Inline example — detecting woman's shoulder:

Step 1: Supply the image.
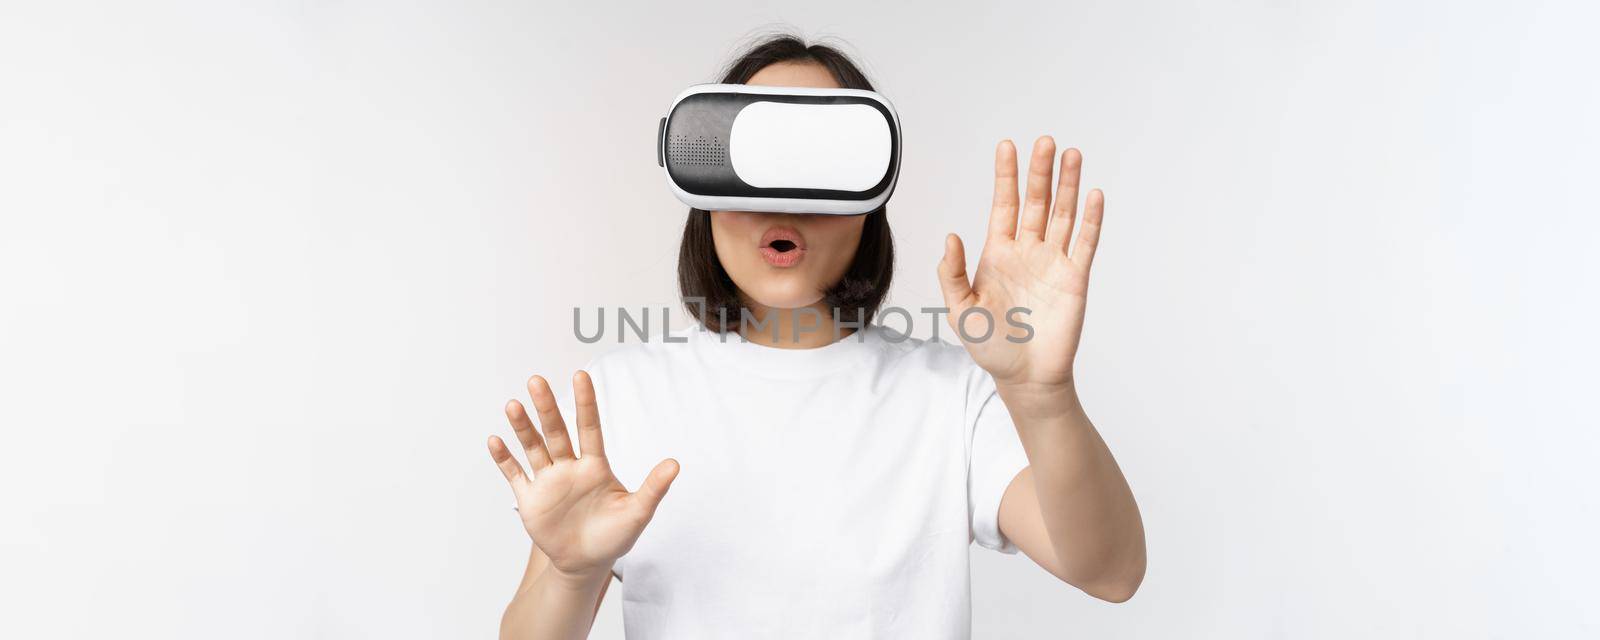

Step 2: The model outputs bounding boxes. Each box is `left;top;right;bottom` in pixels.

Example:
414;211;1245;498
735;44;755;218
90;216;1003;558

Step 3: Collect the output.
865;324;986;375
865;325;999;412
581;327;702;374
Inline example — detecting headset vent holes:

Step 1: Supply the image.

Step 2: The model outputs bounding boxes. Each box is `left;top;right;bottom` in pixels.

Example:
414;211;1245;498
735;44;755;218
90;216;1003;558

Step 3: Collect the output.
668;134;726;167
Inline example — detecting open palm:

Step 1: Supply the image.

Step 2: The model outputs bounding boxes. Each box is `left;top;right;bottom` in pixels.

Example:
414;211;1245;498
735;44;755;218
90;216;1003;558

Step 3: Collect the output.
487;372;679;577
938;138;1104;388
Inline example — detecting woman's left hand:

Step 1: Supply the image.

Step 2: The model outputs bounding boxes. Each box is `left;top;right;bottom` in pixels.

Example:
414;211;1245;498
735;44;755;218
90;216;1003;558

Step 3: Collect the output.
937;137;1104;391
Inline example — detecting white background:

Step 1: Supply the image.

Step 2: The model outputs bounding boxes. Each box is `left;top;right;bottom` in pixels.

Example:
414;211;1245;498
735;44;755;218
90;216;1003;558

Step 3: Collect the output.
3;1;1597;637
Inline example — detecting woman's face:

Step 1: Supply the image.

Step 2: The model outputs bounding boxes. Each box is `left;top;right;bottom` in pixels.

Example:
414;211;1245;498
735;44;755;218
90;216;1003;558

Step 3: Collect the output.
710;62;868;311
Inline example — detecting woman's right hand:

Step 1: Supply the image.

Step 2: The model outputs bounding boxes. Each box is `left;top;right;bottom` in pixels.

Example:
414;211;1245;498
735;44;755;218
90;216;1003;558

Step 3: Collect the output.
487;371;680;582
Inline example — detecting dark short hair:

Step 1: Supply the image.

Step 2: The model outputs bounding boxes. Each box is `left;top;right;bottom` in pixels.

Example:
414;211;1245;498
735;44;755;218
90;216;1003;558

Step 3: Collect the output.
676;34;895;333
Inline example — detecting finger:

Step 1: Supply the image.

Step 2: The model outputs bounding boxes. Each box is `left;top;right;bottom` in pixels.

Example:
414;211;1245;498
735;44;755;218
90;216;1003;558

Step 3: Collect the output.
630;458;681;517
985;140;1020;241
528;375;575;461
487;436;531;492
505;399;553;472
572;370;605;459
936;233;976;320
1044;148;1083;250
1071;188;1105;269
1016;136;1057;242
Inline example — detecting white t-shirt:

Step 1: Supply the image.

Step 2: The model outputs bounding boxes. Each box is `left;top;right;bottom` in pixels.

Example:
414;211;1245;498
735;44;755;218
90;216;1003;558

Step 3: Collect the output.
570;323;1031;639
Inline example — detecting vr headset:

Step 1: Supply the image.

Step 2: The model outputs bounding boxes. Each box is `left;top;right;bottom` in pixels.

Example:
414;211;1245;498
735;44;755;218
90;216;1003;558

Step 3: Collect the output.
657;84;901;215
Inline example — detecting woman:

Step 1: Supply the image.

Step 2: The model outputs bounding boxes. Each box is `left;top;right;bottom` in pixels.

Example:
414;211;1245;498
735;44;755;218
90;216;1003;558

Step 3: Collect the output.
486;35;1146;639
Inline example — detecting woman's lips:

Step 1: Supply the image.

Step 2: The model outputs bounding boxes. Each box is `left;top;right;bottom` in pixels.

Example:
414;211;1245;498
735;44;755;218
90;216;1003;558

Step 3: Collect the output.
759;225;806;268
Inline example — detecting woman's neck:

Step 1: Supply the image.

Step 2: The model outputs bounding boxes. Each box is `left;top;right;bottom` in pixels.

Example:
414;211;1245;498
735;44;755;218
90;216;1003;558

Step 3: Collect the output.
737;301;856;349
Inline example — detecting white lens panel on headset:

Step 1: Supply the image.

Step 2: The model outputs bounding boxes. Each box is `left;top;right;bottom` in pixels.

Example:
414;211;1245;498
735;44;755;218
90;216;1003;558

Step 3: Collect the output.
728;101;891;192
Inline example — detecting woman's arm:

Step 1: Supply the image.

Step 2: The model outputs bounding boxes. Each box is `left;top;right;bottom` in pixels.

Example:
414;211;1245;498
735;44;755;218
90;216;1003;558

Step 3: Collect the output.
938;138;1146;601
499;545;613;640
993;384;1145;602
487;372;678;638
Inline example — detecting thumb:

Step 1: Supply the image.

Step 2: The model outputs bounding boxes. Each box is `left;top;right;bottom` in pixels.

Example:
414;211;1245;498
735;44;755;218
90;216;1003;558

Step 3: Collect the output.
937;233;976;315
630;458;680;517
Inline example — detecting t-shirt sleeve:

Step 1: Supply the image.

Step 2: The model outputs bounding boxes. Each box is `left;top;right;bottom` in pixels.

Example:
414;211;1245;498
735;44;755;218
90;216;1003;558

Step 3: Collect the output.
966;368;1032;554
